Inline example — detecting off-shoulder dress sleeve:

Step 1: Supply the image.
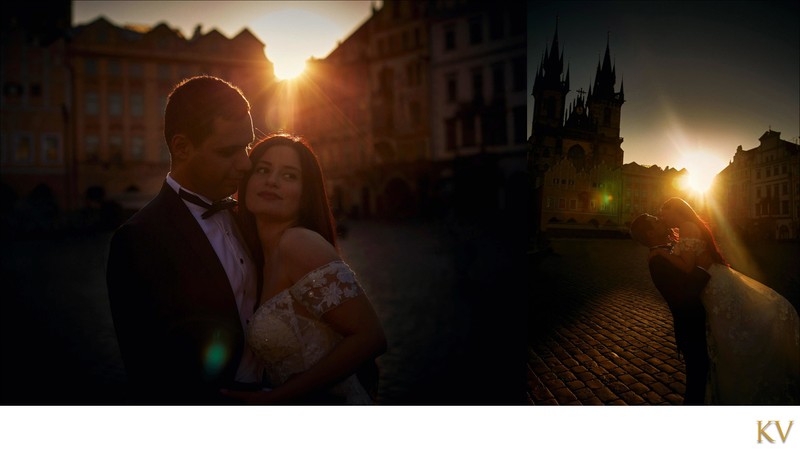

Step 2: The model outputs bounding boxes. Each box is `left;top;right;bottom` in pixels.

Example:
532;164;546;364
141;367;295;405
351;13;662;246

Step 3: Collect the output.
288;260;365;319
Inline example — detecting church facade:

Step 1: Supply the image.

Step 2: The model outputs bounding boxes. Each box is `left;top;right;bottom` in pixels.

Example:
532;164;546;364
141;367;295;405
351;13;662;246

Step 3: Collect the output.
529;27;627;235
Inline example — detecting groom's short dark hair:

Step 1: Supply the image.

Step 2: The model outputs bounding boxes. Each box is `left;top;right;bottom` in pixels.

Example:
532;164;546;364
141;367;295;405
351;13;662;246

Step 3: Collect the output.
164;75;250;151
630;213;656;246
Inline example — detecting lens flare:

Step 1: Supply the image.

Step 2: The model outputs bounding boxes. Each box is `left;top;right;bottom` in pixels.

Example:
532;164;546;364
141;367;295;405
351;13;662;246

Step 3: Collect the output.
204;339;228;377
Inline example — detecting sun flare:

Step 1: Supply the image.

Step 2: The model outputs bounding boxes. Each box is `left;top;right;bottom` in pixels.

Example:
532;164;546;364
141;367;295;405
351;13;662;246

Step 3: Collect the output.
273;60;307;81
675;150;728;194
685;169;715;193
251;8;341;81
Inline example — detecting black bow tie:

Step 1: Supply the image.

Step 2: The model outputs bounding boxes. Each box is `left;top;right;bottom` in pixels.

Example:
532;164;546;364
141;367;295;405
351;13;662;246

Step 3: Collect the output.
179;189;238;219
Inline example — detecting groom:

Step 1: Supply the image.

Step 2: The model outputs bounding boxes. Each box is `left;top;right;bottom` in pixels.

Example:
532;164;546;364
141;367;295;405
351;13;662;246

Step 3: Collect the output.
630;213;710;405
107;76;260;404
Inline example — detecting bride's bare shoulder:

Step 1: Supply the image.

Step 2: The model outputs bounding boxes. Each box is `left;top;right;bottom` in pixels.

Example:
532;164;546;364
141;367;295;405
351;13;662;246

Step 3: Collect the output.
277;227;340;280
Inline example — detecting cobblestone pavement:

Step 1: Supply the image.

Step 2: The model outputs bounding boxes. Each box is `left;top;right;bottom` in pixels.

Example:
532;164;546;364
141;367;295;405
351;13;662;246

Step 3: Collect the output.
526;237;800;405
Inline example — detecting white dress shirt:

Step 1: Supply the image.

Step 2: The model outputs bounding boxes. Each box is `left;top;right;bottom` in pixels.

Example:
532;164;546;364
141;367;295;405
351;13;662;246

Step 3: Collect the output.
166;174;261;383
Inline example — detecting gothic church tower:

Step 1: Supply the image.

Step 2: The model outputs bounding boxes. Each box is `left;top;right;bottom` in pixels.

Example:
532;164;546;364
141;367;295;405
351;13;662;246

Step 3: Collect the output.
529;24;626;234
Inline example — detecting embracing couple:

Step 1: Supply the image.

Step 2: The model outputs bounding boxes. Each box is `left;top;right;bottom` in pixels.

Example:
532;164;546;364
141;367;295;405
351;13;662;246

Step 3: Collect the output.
106;76;386;405
631;198;800;405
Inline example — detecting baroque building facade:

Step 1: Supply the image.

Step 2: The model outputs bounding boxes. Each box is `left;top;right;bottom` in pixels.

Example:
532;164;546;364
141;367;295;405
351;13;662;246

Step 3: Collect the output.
713;130;800;240
1;2;73;213
2;7;275;222
69;17;275;213
292;0;527;219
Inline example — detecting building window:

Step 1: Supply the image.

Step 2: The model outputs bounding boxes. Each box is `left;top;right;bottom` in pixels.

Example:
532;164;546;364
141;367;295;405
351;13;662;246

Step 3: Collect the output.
158;64;171;81
85;92;99;115
469;16;483;45
446;74;457;103
40;134;62;164
558;198;566;209
445;118;457;151
756;169;761;179
108;60;121;77
484;107;507;146
569;199;577;210
512;56;525;91
546;197;553;208
461;115;476;147
130;93;144;117
471;68;483;103
109;135;123;163
781;164;787;174
12;133;34;164
756;187;761;198
29;84;42;98
409;101;421;126
85;135;100;162
782;200;789;215
109;93;123;117
766;168;771;178
130;62;144;79
444;24;456;51
131;136;145;161
492;62;505;99
783;182;788;195
85;59;98;76
3;82;24;97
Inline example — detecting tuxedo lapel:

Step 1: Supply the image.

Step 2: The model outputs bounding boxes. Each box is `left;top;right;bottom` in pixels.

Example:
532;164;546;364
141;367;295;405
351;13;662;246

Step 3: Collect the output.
154;183;237;309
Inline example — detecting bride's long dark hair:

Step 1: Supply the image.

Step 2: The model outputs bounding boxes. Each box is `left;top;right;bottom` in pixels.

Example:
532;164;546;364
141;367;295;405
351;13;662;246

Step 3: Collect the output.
661;197;728;266
236;132;338;276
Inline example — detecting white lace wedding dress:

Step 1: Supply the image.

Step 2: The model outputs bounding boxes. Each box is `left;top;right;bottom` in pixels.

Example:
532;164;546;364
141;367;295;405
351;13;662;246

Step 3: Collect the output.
246;260;373;404
676;238;800;405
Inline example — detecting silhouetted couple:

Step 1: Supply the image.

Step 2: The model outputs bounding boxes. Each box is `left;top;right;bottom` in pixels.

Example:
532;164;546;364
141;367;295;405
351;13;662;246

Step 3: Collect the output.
632;198;799;405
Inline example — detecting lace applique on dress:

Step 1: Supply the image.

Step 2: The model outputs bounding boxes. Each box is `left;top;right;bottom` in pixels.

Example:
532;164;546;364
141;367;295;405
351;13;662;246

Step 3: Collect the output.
289;260;365;318
673;237;706;256
246;260;372;404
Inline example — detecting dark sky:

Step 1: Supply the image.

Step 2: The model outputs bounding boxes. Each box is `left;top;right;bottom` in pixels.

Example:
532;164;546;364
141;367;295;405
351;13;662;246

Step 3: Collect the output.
528;0;800;179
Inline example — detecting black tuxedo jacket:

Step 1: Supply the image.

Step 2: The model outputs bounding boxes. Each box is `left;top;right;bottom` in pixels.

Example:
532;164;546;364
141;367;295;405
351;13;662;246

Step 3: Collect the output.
107;182;244;404
648;255;710;404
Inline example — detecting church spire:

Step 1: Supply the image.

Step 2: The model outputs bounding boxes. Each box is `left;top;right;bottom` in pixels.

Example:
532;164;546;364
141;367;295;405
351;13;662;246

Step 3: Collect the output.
591;34;620;101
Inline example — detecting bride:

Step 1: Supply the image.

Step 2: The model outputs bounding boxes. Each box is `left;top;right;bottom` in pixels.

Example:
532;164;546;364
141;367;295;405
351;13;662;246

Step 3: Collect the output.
652;197;800;405
224;133;386;404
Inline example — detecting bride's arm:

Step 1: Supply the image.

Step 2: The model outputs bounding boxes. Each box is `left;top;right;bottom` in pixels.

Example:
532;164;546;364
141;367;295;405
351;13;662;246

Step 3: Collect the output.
225;228;386;404
266;294;386;404
649;221;701;273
